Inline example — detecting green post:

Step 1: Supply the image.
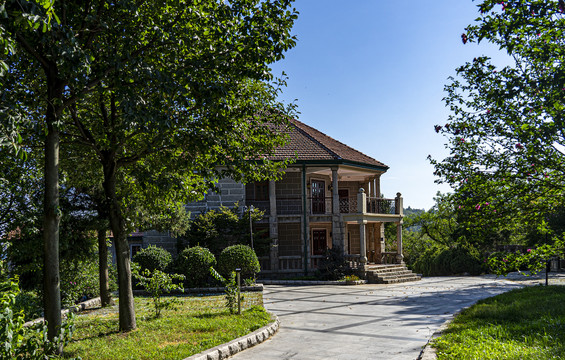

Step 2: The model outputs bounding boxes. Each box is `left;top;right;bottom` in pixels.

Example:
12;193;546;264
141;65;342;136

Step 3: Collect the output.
236;268;241;315
302;164;308;276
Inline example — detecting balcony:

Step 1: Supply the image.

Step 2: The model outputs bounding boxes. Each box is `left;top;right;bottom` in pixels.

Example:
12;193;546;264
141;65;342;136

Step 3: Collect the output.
246;195;399;216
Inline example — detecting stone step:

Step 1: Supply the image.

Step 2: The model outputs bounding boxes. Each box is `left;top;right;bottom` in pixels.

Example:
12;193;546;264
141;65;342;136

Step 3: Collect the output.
368;268;409;275
376;273;420;280
366;264;408;269
379;276;421;284
365;265;421;284
367;272;416;279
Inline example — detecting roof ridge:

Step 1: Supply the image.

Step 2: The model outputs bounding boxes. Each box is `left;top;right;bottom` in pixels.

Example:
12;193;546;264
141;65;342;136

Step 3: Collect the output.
289;119;342;160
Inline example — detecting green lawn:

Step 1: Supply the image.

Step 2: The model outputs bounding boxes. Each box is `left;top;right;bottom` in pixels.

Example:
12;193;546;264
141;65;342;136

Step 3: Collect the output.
433;286;565;359
63;293;270;360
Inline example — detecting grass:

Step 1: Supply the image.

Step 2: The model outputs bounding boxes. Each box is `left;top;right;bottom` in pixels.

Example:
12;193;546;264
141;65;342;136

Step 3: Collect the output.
63;293;271;360
433;285;565;360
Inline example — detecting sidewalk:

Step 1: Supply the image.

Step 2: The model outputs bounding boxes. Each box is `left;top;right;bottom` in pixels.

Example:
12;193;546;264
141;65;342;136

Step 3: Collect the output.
228;276;524;360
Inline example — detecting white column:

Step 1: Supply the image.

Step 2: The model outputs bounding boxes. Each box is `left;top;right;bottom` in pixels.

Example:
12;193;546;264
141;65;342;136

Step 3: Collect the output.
359;220;367;266
396;221;404;264
357;188;366;213
331;168;339;215
331;167;343;251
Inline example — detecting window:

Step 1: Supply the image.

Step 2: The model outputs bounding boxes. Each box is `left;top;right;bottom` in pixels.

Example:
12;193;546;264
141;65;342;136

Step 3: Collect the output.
130;244;142;259
311;180;325;214
254;181;269;200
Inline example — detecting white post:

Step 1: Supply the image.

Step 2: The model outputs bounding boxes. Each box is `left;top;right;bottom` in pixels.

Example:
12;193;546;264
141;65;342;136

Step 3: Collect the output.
395;192;404;264
357;188;366;214
359;220;367;266
396;221;404;264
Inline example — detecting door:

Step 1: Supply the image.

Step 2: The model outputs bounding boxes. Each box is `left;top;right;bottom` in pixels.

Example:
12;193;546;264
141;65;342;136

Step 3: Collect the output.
338;189;349;213
312;229;327;255
311;180;325;214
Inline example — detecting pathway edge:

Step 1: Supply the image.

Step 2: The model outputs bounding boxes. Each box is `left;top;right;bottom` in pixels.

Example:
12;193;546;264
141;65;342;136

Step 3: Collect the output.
183;313;280;360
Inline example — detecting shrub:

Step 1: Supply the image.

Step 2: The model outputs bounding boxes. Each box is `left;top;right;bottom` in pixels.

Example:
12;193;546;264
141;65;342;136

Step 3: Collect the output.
217;245;260;279
316;247;350;280
60;257;101;307
412;246;484;276
1;276;76;359
209;268;240;314
133;245;172;273
14;290;42;322
179;205;267;257
176;246;216;288
132;265;184;318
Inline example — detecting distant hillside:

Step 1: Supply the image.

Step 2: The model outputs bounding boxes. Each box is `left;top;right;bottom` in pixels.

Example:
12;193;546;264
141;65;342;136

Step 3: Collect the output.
404;206;424;217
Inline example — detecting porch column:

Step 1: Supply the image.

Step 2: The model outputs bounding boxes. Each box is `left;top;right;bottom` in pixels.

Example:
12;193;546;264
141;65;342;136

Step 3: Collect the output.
269;180;279;272
331;167;343;251
395;192;404;264
396;221;404;264
359;220;368;267
331;167;339;215
375;175;381;198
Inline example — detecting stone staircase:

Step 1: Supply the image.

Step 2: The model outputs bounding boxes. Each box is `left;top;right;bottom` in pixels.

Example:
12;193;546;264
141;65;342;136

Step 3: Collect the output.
365;264;421;284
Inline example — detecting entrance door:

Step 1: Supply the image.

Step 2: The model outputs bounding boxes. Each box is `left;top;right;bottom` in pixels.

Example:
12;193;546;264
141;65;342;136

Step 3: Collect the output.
312;229;327;255
311;180;325;214
338;189;349;213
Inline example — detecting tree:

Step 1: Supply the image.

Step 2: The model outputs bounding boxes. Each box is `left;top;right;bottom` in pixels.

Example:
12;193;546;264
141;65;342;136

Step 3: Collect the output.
431;0;565;243
180;205;266;257
3;0;297;334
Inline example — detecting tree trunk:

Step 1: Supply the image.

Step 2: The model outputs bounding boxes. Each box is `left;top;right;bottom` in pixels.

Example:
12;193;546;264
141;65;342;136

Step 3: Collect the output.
102;158;136;331
43;73;63;347
98;228;112;307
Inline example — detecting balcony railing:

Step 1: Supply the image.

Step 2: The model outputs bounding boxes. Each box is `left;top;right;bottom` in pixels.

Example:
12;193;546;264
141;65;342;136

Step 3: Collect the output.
366;197;397;215
308;197;333;215
338;197;358;214
246;196;399;216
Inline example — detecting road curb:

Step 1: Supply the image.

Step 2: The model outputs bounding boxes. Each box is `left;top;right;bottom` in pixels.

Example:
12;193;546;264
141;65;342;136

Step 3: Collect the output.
417;320;449;360
24;296;103;327
258;279;367;285
183;313;280;360
418;278;525;359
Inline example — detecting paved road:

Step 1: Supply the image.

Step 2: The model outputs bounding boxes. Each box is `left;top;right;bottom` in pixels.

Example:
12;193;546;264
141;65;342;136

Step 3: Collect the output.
230;276;523;360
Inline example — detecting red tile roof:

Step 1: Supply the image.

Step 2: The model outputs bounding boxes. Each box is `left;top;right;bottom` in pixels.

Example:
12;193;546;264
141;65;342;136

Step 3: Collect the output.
268;119;388;169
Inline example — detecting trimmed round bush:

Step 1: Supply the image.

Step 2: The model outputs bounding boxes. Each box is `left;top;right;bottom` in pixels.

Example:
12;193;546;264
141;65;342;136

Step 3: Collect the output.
132;245;172;273
217;244;260;278
177;246;216;288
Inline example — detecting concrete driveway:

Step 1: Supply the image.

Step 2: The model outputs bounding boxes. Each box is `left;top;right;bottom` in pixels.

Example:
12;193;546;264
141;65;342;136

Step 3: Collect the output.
229;276;523;360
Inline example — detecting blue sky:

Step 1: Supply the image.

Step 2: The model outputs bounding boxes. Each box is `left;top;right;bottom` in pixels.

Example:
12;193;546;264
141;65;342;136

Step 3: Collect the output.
271;0;509;210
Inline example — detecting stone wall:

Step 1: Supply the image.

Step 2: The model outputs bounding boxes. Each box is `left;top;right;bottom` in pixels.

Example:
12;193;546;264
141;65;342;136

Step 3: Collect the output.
185;178;245;217
278;222;302;256
337;181;360;197
276;172;301;197
142;230;178;257
347;224;361;255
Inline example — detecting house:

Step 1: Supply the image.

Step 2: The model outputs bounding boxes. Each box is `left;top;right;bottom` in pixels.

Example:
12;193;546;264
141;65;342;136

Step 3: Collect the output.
182;119;418;281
